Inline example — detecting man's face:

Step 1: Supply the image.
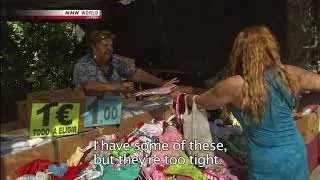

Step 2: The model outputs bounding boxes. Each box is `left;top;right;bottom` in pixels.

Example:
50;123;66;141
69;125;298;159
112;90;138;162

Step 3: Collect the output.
93;38;113;62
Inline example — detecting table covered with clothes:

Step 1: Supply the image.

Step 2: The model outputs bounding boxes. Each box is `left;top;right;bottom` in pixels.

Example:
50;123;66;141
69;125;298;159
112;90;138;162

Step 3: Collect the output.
13;118;247;180
2;95;249;180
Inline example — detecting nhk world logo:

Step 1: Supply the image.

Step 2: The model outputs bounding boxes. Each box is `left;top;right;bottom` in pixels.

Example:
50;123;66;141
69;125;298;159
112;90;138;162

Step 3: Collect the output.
64;10;101;16
16;10;102;20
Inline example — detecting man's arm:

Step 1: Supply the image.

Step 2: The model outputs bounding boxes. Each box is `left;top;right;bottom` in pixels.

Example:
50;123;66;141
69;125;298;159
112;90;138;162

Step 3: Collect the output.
184;76;243;110
115;57;178;87
285;65;320;93
82;80;126;96
130;69;165;86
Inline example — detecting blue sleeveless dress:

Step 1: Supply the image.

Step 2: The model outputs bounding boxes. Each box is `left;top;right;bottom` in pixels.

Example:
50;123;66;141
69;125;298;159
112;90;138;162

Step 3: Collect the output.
230;70;309;180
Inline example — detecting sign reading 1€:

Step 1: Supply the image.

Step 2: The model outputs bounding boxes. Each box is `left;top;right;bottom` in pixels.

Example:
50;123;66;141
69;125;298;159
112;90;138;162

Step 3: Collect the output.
84;96;122;127
30;103;80;138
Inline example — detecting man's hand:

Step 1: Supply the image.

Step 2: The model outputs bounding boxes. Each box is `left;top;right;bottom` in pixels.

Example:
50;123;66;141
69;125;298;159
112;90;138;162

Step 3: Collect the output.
163;78;179;87
120;82;134;93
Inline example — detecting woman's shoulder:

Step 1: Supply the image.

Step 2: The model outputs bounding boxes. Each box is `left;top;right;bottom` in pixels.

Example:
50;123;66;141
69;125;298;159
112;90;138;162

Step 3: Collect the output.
222;75;245;88
219;75;244;108
216;75;244;101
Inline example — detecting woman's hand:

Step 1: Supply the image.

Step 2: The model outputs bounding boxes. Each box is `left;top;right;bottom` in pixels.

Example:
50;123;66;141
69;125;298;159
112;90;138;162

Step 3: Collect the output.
170;89;181;103
293;109;302;120
163;78;179;87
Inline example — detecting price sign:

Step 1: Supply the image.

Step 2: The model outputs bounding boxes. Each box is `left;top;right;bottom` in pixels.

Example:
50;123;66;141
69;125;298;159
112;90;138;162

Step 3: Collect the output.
84;96;122;127
29;103;80;138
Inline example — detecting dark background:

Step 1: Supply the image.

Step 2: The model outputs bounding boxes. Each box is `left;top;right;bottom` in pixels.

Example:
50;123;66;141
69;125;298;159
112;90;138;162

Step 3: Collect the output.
100;0;286;86
2;0;286;86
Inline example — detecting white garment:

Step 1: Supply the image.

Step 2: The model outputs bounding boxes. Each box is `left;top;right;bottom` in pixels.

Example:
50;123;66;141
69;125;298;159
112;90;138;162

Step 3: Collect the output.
1;138;44;155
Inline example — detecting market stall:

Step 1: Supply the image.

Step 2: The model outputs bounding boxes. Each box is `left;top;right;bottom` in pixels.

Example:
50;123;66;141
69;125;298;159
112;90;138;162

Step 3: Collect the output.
1;86;319;180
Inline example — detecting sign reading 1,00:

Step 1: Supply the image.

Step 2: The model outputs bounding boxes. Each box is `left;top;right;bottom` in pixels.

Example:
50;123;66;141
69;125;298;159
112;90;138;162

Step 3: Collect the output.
90;102;118;123
103;106;118;120
84;96;122;127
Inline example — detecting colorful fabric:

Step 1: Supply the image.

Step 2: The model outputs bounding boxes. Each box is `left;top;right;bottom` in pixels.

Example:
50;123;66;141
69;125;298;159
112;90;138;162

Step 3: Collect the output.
16;159;58;177
73;53;137;87
221;138;247;165
203;169;238;180
175;93;187;133
230;69;309;180
142;149;180;180
158;126;182;149
67;147;85;166
76;163;104;180
202;158;238;180
111;145;136;158
137;121;164;137
102;163;141;180
16;172;50;180
164;152;207;180
302;105;318;115
143;165;166;180
48;163;68;177
216;153;248;180
50;161;89;180
176;176;193;180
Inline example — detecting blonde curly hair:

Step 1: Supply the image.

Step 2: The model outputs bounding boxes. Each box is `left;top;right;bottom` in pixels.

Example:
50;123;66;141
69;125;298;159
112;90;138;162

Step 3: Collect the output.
227;25;297;123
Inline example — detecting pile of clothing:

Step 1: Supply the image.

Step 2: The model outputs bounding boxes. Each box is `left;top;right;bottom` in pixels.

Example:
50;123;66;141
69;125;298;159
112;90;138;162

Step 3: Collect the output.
15;115;245;180
210;119;247;165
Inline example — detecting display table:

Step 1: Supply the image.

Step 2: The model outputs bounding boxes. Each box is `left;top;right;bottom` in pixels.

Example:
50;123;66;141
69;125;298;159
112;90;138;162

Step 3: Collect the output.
1;96;173;179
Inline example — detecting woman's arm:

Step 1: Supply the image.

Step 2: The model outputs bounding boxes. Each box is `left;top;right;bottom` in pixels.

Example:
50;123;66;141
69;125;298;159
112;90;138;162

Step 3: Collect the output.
178;76;243;110
285;65;320;93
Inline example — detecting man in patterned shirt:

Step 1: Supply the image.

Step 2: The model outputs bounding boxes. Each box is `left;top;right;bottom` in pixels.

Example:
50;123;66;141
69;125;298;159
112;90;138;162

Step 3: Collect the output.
73;30;178;95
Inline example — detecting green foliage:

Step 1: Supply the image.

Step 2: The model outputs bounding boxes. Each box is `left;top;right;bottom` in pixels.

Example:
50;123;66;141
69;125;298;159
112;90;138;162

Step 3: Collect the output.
1;21;81;104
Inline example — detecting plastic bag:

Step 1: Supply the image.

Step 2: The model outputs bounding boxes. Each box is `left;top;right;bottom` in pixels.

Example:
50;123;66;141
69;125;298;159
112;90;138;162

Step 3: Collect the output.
182;96;215;167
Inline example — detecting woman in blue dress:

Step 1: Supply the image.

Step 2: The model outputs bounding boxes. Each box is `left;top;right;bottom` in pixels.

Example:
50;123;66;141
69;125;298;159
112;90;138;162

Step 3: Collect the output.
172;25;320;180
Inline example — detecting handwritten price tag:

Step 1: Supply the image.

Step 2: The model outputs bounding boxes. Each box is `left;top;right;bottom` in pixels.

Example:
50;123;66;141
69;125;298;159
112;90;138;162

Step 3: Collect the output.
29;103;80;138
84;96;122;127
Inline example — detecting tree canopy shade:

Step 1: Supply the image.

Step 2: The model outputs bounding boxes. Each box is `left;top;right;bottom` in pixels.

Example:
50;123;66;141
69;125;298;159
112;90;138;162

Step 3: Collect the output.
1;21;83;122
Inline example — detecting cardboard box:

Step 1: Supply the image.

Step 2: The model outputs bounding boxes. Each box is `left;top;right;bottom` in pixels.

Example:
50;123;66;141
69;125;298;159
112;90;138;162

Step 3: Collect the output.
118;106;167;137
25;88;137;132
296;112;319;144
55;126;117;162
0;126;118;179
318;134;320;162
306;133;319;173
17;100;28;129
317;107;320;132
0;129;55;180
26;88;92;133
